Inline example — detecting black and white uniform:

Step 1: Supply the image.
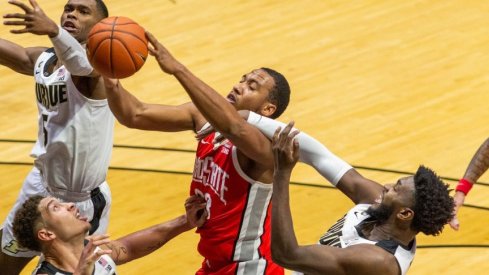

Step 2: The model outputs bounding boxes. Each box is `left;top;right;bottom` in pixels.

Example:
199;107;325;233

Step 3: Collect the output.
1;48;114;257
33;247;117;275
294;204;415;275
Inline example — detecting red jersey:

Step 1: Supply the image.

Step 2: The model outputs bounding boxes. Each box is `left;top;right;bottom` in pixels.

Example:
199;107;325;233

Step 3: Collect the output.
191;132;283;275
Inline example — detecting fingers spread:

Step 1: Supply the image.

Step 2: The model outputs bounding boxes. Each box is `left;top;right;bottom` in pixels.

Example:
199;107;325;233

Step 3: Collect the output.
8;0;32;13
10;28;29;34
29;0;40;9
4;20;28;26
3;13;28;19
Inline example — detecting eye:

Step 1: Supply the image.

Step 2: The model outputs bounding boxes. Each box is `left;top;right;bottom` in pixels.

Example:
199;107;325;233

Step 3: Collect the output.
249;81;258;90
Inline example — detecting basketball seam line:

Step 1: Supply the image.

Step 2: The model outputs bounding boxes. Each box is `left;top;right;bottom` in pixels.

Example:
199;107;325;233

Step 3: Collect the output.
88;30;147;48
112;38;138;73
110;17;117;77
98;22;139;26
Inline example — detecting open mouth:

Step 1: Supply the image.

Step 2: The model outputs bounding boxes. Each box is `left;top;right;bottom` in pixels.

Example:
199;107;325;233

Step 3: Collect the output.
75;210;88;222
62;21;77;33
226;93;236;104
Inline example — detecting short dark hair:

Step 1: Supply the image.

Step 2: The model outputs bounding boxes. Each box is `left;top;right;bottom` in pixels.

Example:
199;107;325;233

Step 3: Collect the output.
95;0;109;18
411;166;454;236
261;67;290;119
12;196;45;252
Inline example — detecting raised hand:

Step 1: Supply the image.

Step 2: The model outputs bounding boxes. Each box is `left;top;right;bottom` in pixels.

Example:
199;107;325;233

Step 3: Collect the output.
449;191;465;230
272;121;300;172
74;234;112;275
146;31;183;75
185;195;208;228
3;0;58;37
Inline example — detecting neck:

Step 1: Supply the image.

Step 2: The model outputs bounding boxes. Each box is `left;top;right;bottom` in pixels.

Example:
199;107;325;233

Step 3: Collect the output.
43;235;86;272
368;221;416;247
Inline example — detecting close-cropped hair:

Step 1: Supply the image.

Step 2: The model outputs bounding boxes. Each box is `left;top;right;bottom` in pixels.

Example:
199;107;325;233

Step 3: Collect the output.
260;67;290;119
411;165;454;236
95;0;109;18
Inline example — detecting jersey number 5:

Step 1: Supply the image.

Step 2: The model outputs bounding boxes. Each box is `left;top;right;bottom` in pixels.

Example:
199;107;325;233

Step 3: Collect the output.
42;114;48;146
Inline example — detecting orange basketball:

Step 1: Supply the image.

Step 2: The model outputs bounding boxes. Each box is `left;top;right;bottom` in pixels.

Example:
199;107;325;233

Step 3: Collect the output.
87;16;148;79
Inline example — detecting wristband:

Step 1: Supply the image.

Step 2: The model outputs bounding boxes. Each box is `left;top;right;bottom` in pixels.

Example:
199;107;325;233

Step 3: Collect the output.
456;178;473;195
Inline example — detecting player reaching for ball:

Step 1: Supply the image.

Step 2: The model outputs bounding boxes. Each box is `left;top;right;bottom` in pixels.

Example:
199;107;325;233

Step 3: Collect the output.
0;0;114;273
103;32;292;273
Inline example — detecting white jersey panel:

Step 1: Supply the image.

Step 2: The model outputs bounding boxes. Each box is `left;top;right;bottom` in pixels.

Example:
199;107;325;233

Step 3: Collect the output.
31;49;114;201
319;204;416;275
293;204;416;275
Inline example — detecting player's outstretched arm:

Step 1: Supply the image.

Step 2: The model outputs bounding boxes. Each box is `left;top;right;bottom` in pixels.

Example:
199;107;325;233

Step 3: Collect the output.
270;124;398;275
103;195;207;265
4;0;94;76
244;111;383;204
103;77;204;132
0;38;44;75
1;0;65;75
450;137;489;230
278;243;399;275
146;31;275;168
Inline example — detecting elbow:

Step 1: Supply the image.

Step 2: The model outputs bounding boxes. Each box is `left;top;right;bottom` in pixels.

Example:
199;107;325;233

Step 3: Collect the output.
118;116;138;129
110;111;136;128
226;118;248;139
111;105;147;130
484;138;489;147
271;248;287;266
271;244;299;269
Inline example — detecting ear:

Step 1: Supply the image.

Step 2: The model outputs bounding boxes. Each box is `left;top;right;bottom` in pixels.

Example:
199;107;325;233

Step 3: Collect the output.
397;208;414;221
260;102;277;118
38;228;56;242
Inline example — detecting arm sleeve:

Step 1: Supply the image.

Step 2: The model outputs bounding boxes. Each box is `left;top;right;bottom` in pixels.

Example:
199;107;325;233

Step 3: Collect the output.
49;26;93;76
247;111;352;185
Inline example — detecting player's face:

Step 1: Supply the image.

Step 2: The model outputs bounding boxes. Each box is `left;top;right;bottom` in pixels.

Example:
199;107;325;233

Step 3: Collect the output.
368;176;415;222
39;197;90;241
60;0;102;43
226;69;277;116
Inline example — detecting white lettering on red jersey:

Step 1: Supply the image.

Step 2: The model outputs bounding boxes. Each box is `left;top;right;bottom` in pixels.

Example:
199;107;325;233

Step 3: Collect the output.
191;132;282;275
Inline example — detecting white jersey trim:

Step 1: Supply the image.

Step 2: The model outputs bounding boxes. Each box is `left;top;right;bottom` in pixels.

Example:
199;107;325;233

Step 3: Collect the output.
230;146;272;275
231;146;271;187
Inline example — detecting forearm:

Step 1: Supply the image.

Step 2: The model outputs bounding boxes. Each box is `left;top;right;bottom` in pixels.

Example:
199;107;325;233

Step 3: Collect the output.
248;112;352;185
49;26;93;76
173;65;243;135
115;215;192;264
463;138;489;183
104;80;148;128
271;168;300;265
